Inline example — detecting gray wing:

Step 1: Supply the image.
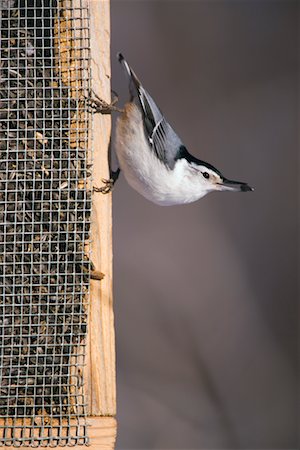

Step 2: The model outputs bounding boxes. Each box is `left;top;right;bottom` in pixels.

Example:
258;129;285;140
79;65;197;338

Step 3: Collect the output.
150;116;184;169
137;86;184;170
117;54;183;170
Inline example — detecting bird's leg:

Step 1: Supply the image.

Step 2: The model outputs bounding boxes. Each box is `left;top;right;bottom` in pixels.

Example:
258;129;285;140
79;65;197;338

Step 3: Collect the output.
87;89;124;114
89;91;121;193
93;168;121;194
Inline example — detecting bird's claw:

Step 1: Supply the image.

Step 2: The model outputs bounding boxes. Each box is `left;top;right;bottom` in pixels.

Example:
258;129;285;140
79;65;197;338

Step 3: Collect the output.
87;90;123;114
93;178;115;194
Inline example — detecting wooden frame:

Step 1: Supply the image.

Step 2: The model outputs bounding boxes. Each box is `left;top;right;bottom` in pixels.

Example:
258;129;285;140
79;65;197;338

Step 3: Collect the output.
83;0;117;447
0;0;116;448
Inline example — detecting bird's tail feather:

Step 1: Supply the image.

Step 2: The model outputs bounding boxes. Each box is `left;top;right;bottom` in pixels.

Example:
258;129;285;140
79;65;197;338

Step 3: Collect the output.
117;52;141;101
117;52;163;128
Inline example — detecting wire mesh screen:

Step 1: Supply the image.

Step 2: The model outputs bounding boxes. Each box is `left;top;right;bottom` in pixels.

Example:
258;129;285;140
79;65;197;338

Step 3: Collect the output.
0;0;91;446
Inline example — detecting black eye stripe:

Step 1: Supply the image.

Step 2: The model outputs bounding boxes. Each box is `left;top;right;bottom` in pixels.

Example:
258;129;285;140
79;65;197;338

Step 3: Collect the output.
202;172;210;179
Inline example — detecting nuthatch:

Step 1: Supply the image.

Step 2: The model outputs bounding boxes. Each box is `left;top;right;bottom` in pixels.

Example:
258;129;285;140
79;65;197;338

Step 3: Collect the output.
98;53;253;205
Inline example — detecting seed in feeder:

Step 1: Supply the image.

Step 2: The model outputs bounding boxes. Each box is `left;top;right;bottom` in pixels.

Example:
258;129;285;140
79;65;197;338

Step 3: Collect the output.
59;181;69;190
41;165;50;176
35;131;48;145
77;179;85;189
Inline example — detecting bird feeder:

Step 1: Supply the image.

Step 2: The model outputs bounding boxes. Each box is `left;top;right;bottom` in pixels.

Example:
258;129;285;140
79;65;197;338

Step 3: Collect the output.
0;0;116;448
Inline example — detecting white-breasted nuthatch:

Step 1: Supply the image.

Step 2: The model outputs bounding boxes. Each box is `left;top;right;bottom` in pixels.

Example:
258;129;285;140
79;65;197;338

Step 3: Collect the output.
113;53;252;206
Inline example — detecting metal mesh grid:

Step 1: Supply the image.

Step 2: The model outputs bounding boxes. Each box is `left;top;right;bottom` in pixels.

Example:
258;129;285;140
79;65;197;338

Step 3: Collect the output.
0;0;91;446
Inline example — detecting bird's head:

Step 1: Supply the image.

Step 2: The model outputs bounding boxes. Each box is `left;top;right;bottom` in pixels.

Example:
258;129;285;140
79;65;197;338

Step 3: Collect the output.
188;161;253;194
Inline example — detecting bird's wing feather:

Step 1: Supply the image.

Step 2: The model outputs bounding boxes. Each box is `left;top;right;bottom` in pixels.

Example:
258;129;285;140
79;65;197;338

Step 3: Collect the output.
150;117;183;169
118;53;183;169
135;84;184;170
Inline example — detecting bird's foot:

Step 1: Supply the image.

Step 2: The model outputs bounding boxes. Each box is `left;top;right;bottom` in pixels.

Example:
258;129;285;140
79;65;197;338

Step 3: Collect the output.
93;169;120;194
87;90;123;114
93;178;115;194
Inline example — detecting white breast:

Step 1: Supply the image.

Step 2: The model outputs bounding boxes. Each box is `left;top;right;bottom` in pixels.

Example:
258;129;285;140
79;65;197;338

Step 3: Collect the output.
114;103;207;206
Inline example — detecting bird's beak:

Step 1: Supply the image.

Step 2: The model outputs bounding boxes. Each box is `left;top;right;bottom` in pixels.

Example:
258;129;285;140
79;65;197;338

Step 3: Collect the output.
219;177;253;192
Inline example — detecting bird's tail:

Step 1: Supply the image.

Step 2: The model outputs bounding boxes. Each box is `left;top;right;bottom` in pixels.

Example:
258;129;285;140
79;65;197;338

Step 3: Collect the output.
117;52;163;129
117;52;141;101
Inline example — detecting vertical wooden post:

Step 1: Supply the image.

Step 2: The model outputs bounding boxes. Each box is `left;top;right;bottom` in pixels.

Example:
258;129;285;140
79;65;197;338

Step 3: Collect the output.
86;0;116;418
85;0;117;448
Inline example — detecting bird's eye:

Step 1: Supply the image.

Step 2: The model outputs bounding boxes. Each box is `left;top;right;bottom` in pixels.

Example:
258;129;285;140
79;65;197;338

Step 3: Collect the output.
202;172;210;179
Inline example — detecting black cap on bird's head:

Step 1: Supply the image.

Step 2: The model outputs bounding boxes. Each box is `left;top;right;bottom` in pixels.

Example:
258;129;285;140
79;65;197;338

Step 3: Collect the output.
178;146;253;193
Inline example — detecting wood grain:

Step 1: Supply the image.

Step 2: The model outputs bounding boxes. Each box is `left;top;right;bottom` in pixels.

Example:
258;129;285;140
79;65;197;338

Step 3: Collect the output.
0;417;117;449
85;0;116;418
85;417;117;449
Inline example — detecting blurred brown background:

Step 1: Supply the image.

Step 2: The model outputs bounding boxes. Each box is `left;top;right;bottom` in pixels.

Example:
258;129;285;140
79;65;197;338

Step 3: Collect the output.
109;1;298;449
